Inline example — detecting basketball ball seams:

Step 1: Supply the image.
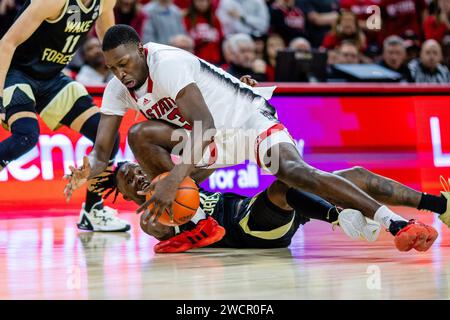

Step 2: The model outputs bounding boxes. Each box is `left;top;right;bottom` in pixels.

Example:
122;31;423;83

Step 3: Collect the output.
177;187;199;191
174;199;198;212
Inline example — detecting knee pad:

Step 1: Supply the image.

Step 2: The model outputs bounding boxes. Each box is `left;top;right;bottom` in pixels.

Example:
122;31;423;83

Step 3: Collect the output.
12;117;39;149
1;118;40;161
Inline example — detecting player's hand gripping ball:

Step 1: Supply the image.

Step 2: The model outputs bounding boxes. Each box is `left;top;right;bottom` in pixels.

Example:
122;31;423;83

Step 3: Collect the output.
146;172;200;226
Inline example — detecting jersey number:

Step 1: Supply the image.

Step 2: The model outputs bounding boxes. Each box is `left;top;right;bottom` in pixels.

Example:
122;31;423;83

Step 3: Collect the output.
62;35;81;54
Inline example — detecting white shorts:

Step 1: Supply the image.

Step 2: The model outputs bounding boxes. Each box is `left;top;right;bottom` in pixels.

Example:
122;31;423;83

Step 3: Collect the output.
195;111;297;171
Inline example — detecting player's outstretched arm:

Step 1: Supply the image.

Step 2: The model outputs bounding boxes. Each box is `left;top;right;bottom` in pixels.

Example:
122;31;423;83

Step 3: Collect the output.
64;113;123;201
136;84;216;223
95;0;116;43
0;0;65;97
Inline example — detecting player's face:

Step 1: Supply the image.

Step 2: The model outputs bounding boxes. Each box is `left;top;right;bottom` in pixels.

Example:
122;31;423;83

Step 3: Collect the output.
104;43;149;90
116;163;151;204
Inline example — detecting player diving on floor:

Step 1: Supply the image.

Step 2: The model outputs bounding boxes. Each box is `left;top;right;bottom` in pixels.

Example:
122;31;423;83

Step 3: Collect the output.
64;24;444;252
87;118;450;252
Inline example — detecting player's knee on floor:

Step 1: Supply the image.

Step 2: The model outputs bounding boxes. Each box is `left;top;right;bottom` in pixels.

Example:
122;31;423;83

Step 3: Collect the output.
6;118;39;158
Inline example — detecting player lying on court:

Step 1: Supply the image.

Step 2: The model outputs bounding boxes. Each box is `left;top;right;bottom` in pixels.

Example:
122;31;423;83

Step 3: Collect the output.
91;154;447;253
65;25;440;252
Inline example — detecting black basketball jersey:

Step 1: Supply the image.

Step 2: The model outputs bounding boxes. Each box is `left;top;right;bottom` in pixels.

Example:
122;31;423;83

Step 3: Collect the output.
11;0;102;80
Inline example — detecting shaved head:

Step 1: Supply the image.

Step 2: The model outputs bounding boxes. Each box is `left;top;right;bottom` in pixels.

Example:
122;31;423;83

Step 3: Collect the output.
420;39;443;71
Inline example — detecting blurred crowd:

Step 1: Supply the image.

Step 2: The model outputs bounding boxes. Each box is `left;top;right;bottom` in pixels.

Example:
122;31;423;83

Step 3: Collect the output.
2;0;450;83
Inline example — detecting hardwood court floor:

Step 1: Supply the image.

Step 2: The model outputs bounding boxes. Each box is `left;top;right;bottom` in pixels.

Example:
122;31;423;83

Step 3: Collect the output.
1;210;450;300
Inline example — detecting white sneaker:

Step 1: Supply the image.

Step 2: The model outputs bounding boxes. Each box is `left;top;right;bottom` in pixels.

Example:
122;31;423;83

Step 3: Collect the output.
77;201;131;232
338;209;381;242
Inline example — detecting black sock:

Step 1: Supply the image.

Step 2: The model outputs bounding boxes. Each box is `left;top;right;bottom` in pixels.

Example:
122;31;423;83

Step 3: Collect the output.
388;220;408;236
85;190;103;212
286;188;339;223
417;193;447;214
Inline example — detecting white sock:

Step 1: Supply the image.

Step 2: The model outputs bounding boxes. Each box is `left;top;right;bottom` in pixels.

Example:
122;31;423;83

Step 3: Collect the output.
190;207;207;224
374;205;408;229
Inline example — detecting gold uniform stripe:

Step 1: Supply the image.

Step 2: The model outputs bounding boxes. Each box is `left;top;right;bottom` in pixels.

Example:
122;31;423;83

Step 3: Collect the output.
238;194;294;240
3;84;35;107
77;0;97;13
69;106;99;132
39;81;89;130
8;111;38;128
239;212;295;240
45;0;70;24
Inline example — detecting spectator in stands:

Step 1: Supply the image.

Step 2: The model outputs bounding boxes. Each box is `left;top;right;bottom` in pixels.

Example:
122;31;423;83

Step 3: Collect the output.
403;30;422;63
340;0;382;27
442;35;450;68
221;36;233;69
0;0;25;38
114;0;147;37
379;35;412;81
289;36;312;52
142;0;186;44
174;0;221;14
169;34;196;52
225;33;267;80
380;0;428;42
424;0;450;43
76;37;113;86
184;0;224;65
335;41;361;63
321;10;367;52
258;33;286;81
339;0;383;56
270;0;306;44
408;39;450;83
254;35;268;60
297;0;340;48
217;0;270;37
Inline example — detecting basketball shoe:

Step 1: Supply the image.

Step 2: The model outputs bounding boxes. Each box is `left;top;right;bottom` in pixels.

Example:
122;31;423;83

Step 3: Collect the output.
77;201;131;232
154;216;226;253
337;209;381;242
390;219;438;252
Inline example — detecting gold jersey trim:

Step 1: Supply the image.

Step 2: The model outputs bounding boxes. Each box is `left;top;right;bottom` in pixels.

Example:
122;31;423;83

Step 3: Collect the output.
45;0;70;24
76;0;97;14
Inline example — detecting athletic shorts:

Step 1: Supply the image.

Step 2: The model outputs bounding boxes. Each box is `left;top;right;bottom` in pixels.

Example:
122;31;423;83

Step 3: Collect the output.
3;68;98;131
193;108;297;172
209;191;309;249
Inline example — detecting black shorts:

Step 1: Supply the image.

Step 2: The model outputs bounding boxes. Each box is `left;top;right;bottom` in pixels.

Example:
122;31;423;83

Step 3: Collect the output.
3;68;98;131
211;191;309;249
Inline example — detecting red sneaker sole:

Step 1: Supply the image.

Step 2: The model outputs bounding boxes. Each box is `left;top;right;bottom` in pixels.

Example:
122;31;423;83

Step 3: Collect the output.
193;226;226;249
395;224;438;252
154;241;194;253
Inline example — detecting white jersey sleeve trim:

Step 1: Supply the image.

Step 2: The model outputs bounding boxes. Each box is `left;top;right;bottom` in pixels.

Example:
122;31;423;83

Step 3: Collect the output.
101;77;133;116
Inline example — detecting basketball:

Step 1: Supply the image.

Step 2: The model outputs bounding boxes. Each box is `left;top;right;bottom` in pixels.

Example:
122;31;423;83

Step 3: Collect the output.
145;172;200;226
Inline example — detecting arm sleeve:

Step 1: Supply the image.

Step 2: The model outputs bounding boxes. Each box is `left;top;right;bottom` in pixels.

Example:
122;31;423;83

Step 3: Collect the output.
153;52;200;100
101;78;131;116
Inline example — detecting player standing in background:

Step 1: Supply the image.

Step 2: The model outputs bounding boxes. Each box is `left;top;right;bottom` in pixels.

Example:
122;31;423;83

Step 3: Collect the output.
0;0;130;231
